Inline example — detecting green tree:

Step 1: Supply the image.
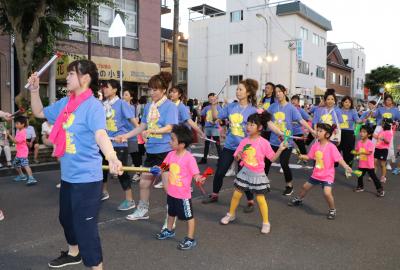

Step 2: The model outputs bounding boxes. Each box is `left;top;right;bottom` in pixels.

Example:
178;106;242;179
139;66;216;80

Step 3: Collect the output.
365;65;400;95
0;0;110;104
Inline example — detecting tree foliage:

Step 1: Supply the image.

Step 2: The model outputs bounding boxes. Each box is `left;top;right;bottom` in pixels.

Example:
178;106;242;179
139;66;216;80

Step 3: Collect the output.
0;0;111;102
365;65;400;95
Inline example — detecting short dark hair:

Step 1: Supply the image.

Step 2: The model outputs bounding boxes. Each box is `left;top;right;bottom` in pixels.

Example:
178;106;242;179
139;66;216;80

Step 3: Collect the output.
14;116;27;127
360;125;373;136
208;92;216;98
107;79;121;97
368;100;376;106
340;96;354;109
291;95;300;101
172;124;193;148
316;123;333;139
247;111;271;130
382;118;393;130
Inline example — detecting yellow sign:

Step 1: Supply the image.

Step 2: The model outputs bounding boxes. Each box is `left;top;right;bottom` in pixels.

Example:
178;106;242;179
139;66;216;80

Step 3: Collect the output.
57;54;160;83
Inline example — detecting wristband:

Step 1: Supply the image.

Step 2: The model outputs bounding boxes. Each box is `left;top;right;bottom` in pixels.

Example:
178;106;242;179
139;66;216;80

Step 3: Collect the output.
105;151;117;161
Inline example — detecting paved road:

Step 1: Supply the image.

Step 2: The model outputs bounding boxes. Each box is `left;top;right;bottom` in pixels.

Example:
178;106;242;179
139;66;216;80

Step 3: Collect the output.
1;144;400;270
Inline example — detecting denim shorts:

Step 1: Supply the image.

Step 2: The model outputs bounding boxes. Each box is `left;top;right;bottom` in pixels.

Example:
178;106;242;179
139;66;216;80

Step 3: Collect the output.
308;177;333;188
13;157;29;168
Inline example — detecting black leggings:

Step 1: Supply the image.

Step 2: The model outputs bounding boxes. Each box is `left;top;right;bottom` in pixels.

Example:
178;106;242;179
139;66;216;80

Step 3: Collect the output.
264;145;293;184
203;136;222;159
102;147;131;191
130;151;142;167
294;134;307;154
339;130;355;166
212;148;254;201
357;168;382;191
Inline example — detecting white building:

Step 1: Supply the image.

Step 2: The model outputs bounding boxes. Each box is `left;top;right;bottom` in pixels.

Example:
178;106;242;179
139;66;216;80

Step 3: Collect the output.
338;42;366;100
188;0;332;102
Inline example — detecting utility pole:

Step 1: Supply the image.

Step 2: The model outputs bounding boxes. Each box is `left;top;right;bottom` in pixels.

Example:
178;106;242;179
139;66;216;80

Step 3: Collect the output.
88;4;92;60
172;0;179;86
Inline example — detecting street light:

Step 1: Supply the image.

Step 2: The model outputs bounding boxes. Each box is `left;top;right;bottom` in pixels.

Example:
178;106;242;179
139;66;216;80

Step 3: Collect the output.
109;14;127;96
256;13;268;56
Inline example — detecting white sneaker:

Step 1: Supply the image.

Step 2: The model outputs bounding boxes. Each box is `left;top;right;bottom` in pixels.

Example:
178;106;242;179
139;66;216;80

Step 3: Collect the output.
154;181;164;189
261;222;271;234
279;168;283;173
220;213;235;225
386;163;392;170
225;169;236;177
126;201;149;221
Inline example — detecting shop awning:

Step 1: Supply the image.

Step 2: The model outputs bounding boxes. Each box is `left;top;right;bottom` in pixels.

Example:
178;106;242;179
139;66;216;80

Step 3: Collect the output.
56;54;160;83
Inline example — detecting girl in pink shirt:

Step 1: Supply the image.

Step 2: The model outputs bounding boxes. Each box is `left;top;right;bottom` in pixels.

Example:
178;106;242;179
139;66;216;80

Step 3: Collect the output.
353;125;384;196
373;118;394;183
7;116;37;185
289;123;352;220
220;111;286;234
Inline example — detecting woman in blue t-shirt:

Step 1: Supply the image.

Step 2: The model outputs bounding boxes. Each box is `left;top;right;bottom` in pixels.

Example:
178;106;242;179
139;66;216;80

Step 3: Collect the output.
338;96;360;176
202;79;282;211
266;84;315;196
29;60;122;269
312;89;343;145
100;80;138;210
115;72;178;221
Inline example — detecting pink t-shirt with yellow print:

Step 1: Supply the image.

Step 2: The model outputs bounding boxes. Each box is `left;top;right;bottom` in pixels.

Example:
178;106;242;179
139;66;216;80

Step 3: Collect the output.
307;141;343;183
163;150;200;199
234;137;275;173
356;139;375;169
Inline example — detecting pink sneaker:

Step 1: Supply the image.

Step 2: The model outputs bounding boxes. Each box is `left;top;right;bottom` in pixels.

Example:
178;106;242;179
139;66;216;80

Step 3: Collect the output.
380;176;387;183
261;223;271;234
220;213;235;225
0;210;4;221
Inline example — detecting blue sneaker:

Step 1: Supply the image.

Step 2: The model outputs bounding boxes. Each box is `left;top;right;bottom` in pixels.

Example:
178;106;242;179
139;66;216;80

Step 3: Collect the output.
14;174;27;182
392;168;400;175
156;229;175;240
117;200;136;211
26;176;38;185
177;237;197;250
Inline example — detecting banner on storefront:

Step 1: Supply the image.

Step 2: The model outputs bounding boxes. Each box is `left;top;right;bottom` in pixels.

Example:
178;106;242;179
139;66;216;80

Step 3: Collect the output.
56;54;160;83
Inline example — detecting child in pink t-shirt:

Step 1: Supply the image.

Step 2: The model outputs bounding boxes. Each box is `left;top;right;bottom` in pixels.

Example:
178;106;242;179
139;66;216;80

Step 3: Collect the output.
289;123;352;220
156;124;205;250
353;125;384;196
220;111;286;234
373;118;394;183
7;116;37;185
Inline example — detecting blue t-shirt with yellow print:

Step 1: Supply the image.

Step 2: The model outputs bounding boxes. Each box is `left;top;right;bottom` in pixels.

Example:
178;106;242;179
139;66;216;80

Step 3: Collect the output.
44;96;106;183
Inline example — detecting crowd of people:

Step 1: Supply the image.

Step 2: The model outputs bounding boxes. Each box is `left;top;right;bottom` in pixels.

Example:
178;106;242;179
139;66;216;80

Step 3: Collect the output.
0;59;399;269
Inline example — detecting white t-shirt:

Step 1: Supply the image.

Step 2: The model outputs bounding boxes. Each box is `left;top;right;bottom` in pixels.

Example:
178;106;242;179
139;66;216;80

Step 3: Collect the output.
41;121;53;136
26;126;36;140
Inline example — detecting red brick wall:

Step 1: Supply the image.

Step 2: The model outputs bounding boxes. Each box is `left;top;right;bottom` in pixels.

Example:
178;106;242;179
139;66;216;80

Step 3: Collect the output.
57;0;160;64
327;65;351;96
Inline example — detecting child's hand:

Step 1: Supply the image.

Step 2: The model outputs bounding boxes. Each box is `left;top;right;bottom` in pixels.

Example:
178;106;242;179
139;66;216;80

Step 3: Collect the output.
373;133;378;139
298;154;307;161
279;141;288;150
235;152;242;161
345;165;353;174
194;175;206;184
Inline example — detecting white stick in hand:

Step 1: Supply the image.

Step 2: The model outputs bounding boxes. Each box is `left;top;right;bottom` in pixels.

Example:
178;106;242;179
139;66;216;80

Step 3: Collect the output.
25;52;63;89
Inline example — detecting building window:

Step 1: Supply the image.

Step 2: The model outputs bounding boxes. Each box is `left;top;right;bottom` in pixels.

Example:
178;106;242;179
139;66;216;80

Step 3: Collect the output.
362;58;364;68
300;27;308;40
319;36;326;46
331;72;336;84
229;43;243;55
361;79;364;88
230;10;243;22
312;33;319;45
298;60;309;75
339;74;343;86
67;0;138;50
357;56;360;68
178;69;187;82
316;66;325;79
357;78;360;89
229;75;243;85
344;76;350;87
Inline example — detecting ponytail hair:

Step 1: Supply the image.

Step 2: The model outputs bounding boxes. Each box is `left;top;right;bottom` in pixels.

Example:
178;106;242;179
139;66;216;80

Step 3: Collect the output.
247;110;271;130
324;88;337;104
239;78;258;106
170;85;186;101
